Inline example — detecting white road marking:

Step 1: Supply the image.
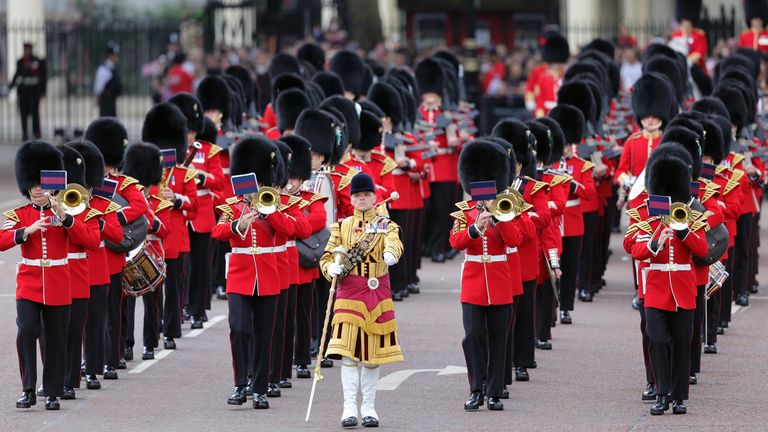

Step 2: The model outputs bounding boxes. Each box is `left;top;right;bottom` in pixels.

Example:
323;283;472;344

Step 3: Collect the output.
128;314;226;374
732;304;743;315
378;365;467;391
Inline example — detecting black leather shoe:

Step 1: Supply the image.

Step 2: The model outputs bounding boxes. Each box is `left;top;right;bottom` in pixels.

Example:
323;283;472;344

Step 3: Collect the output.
559;311;572;324
362;416;379;427
164;338;176;350
45;397;60;410
267;383;281;397
716;326;724;335
749;283;758;294
246;377;254;396
278;379;292;389
464;391;482;410
536;339;552;350
341;417;358;428
444;249;459;260
578;289;593;302
309;343;319;358
117;358;127;369
183;306;191;321
704;344;717;354
721;321;729;329
252;393;269;409
401;289;410;298
500;386;509;399
392;291;403;301
61;387;75;400
650;395;669;415
320;357;334;368
201;312;208;322
515;367;529;381
103;367;118;380
36;386;44;397
736;294;749;306
689;375;697;385
16;391;36;409
407;283;420;294
530;360;537;369
642;383;657;401
216;286;227;300
191;318;203;330
632;293;640;310
142;347;155;360
227;386;247;405
85;375;101;389
296;365;311;379
672;400;687;414
487;397;504;411
431;253;445;263
124;346;133;361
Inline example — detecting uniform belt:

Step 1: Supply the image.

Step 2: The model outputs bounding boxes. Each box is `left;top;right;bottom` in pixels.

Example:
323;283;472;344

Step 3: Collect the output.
99;240;105;248
196;189;211;196
506;247;518;254
543;101;557;109
147;234;160;242
222;168;231;175
436;148;454;155
392;168;406;175
648;263;691;272
286;240;296;248
20;257;68;267
465;254;507;263
67;253;87;260
231;245;286;255
565;199;581;207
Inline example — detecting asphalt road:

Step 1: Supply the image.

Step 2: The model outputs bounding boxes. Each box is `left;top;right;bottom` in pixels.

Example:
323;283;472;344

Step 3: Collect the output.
0;194;766;432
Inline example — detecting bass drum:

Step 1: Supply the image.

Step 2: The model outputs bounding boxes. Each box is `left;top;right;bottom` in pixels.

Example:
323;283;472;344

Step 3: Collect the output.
122;242;166;296
106;192;148;253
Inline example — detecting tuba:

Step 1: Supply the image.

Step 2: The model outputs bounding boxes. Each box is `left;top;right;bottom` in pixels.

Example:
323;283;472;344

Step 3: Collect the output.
666;202;692;231
59;183;89;216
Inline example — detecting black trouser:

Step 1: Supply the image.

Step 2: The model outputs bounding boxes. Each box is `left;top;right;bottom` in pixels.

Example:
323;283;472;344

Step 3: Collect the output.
535;279;555;341
690;285;705;375
188;229;212;320
504;300;518;386
105;273;123;368
84;284;108;375
212;239;230;289
637;300;654;386
646;307;694;400
18;91;41;139
294;281;314;366
389;209;409;295
462;302;511;398
121;295;136;354
733;213;753;297
269;289;289;383
281;284;297;381
17;299;69;395
98;96;117;117
720;249;735;324
64;298;89;389
560;236;582;312
426;182;456;256
164;256;185;339
228;293;277;394
749;212;760;289
513;280;536;368
706;286;720;346
143;289;161;349
411;208;425;281
314;277;333;356
578;212;598;295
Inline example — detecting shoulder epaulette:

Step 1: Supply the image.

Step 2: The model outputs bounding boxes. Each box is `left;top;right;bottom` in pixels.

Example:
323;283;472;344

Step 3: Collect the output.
732;153;745;167
184;167;196;183
3;208;21;223
287;195;302;207
120;176;139;191
84;208;103;221
628;131;642;140
701;180;720;203
105;200;121;214
208;144;223;158
724;177;741;195
625;208;642;223
691;219;709;233
715;164;728;174
581;160;595;172
216;204;234;217
731;169;745;183
530;179;549;195
455;201;471;211
155;198;174;213
551;174;572;186
225;196;240;205
521;202;534;214
338;167;361;191
299;193;328;208
372;151;398;176
625;223;639;237
450;210;467;223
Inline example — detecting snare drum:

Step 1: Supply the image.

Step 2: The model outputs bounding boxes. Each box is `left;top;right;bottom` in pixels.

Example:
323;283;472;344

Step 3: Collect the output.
122;242;166;296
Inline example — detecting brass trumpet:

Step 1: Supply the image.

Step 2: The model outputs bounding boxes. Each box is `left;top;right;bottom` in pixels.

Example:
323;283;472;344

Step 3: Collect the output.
246;186;280;215
58;183;89;216
488;190;525;222
666;202;692;231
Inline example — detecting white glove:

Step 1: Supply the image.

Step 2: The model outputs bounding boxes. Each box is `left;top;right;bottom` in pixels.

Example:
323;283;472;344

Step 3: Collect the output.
383;252;397;266
525;100;536;111
327;263;344;278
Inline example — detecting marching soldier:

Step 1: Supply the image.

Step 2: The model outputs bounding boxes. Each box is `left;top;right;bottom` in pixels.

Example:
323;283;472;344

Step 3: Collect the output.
3;141;91;410
525;34;569;118
9;42;47;140
739;0;768;53
143;103;199;350
320;172;404;427
671;0;708;71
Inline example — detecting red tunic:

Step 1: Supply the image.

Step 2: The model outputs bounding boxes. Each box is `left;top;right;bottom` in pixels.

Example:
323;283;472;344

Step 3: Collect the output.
525;64;562;117
343;151;397;203
614;131;661;208
420;103;459;183
106;174;149;275
146;196;172;248
297;192;328;284
386;132;427;210
88;196;123;285
189;141;225;233
724;152;763;214
68;208;103;299
738;29;768;53
519;178;550;282
262;103;277;130
714;166;743;250
624;203;650;299
149;166;198;259
330;164;371;221
1;204;93;306
561;156;596;237
671;29;708;71
281;194;312;287
693;180;725;285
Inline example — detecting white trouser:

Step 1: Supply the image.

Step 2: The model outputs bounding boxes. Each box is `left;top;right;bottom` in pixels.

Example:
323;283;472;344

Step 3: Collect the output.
341;357;360;420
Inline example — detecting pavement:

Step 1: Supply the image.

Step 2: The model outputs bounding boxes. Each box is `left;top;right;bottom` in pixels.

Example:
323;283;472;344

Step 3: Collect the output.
0;192;766;431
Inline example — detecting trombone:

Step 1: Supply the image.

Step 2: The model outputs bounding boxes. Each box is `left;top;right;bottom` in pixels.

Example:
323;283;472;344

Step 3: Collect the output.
665;202;692;231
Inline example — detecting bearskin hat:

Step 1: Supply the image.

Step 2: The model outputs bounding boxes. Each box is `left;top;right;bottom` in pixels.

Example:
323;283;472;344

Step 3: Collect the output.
320;106;349;165
66;140;105;188
631;72;676;128
745;0;768;26
525;119;553;167
305;81;325;107
733;49;762;77
713;84;748;129
58;145;85;187
271;72;306;103
435;57;459;107
167;92;205;135
275;89;310;133
330;50;365;99
294;109;338;164
709;114;733;156
643;43;679;63
225;65;255;107
644;55;685;106
123;143;162;187
583;38;615;59
699;117;725;164
268;53;302;80
491;118;536;174
536;117;566;164
141;102;188;161
719;53;759;79
367;82;405;129
434;50;460;75
646;143;693;203
415;58;445;100
313;71;344;98
197;76;231;119
691;96;730;120
230;136;280;186
355;110;383;152
718;79;756;122
557;81;595;130
359;100;386;120
676;0;702;25
198;117;218;144
319;95;360;147
281;135;312;181
297;42;325;73
15;140;63;198
548;104;585;145
274;139;291;187
84;117;128;168
690;63;712;96
661;125;703;179
542;33;570;63
458;139;511;194
482;137;521;183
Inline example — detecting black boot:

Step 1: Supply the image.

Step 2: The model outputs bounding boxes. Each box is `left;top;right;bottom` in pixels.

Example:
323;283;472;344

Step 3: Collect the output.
362;416;379;427
267;383;281;397
536;339;552;350
650;395;670;415
672;399;687;414
515;367;530;381
487;397;504;411
227;386;247;405
61;387;76;400
215;286;227;300
342;417;358;428
464;391;482;410
16;391;36;409
500;386;509;399
252;393;269;409
85;374;101;389
642;383;657;401
45;397;60;410
278;379;292;389
407;283;420;294
296;365;311;379
103;366;118;380
559;311;572;324
704;344;717;354
142;347;155;360
320;357;334;368
392;291;403;302
164;337;176;350
689;375;697;385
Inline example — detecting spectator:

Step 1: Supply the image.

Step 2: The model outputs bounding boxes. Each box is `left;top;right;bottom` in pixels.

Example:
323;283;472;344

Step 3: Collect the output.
620;47;642;92
94;42;122;117
482;48;507;96
9;42;46;140
164;52;196;99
